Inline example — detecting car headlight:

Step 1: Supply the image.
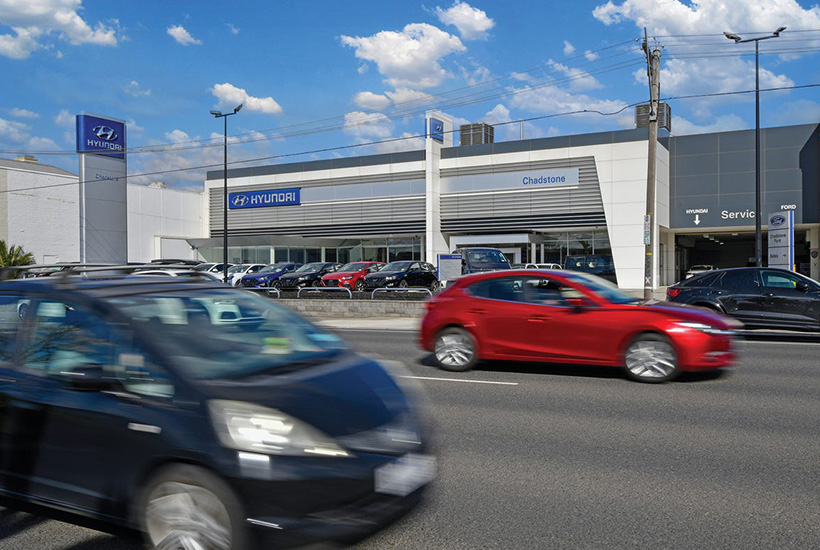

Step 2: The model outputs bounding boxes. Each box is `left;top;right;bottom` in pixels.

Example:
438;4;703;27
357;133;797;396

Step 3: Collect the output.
384;275;396;281
674;322;734;336
340;275;353;280
209;400;350;458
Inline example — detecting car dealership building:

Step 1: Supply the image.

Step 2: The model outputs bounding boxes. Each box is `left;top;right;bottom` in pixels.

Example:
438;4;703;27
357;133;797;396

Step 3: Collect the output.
1;110;818;288
192;112;819;289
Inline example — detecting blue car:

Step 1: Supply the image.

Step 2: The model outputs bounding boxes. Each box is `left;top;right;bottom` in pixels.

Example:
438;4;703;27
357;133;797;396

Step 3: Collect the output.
239;262;301;288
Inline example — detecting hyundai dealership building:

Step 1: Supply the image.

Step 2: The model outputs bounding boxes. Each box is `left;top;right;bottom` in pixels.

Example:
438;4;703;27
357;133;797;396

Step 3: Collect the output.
191;112;819;289
1;110;817;288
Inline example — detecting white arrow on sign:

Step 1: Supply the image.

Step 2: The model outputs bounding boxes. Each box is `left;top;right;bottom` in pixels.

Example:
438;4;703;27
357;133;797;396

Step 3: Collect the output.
694;214;701;225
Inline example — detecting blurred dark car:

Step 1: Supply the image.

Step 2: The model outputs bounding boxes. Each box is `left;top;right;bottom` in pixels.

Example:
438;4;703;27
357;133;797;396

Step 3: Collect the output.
277;262;341;289
667;267;820;331
321;261;385;291
0;275;433;549
239;262;301;289
364;261;440;291
420;269;741;382
563;254;617;284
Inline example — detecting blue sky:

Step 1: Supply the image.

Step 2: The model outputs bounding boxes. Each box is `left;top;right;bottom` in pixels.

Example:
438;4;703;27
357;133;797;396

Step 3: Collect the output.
1;0;820;189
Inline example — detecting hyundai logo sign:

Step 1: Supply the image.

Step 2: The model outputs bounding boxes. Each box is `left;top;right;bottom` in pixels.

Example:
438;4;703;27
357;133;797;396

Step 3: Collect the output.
228;188;301;209
76;114;126;159
770;214;786;227
231;195;249;207
92;125;118;141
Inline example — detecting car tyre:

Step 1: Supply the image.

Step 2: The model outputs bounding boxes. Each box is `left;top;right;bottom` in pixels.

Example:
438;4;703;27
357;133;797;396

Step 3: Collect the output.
430;280;441;292
312;279;322;287
623;333;679;383
138;464;247;550
355;279;365;292
399;279;409;289
434;327;478;372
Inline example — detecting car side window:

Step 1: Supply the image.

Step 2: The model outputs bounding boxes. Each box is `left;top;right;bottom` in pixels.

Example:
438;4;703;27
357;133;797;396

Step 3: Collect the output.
716;270;759;289
20;300;114;376
761;270;802;289
466;277;527;302
0;294;27;363
112;332;175;399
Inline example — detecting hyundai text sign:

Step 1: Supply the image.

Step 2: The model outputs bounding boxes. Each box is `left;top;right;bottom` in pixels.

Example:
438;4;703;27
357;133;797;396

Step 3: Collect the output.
76;114;126;159
229;188;301;209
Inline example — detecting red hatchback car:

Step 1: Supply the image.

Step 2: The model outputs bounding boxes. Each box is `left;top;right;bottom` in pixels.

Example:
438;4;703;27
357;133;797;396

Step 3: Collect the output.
321;261;385;291
420;270;742;383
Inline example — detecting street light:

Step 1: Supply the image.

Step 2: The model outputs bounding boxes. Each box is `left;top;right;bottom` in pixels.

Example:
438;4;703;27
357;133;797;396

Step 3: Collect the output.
210;103;243;283
724;27;785;267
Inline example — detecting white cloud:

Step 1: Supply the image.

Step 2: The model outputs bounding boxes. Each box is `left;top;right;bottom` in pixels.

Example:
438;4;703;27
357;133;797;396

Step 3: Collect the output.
673;114;747;135
8;108;38;118
776;99;820;125
434;1;495;41
509;79;630;126
127;118;144;133
0;117;59;151
211;83;283;114
480;103;548;141
123;80;151;97
55;109;74;127
227;23;239;35
0;0;117;59
167;24;202;46
594;0;819;117
563;40;575;55
385;88;434;107
373;131;425;153
343;111;394;140
549;60;603;91
460;62;491;86
341;23;465;89
164;129;190;143
354;91;391;110
584;50;599;61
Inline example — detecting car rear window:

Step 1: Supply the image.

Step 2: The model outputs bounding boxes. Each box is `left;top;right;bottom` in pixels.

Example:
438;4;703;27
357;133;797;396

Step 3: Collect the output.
713;270;759;289
680;271;721;287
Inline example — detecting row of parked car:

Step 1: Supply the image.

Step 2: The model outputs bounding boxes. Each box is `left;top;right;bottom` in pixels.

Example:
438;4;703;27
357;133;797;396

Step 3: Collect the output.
193;260;442;291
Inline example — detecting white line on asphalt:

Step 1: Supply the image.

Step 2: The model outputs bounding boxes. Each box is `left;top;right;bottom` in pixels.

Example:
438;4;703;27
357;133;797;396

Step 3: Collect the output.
744;340;820;346
401;375;518;386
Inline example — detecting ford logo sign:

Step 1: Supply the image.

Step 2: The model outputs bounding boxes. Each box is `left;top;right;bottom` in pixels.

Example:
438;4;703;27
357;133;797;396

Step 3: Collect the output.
770;215;786;227
92;125;118;141
231;195;249;207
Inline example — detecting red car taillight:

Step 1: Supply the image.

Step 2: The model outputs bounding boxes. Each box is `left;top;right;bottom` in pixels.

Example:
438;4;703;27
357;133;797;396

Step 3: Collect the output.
667;287;682;298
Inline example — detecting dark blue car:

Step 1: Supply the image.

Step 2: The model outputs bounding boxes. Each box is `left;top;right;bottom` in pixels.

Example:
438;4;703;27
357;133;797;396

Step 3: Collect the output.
239;262;301;288
0;271;434;550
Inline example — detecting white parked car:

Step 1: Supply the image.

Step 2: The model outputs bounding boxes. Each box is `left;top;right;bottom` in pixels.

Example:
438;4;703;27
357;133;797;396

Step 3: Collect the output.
685;265;717;279
227;263;267;286
131;269;225;282
512;263;563;270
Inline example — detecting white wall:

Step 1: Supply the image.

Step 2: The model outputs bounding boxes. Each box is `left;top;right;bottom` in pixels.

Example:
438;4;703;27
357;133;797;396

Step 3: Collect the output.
5;165;80;264
127;185;203;262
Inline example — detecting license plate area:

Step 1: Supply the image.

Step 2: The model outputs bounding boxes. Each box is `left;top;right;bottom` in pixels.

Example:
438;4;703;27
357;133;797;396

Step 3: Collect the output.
374;454;435;496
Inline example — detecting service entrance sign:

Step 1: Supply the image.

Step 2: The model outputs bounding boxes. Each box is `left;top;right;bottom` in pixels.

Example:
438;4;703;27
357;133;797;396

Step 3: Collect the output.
767;211;794;270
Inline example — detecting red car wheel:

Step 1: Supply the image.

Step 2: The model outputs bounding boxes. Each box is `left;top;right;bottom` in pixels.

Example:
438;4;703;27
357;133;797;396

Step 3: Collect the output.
433;327;478;372
623;333;679;383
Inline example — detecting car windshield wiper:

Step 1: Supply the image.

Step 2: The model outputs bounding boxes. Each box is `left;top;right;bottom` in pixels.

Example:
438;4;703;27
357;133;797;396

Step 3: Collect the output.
218;351;343;381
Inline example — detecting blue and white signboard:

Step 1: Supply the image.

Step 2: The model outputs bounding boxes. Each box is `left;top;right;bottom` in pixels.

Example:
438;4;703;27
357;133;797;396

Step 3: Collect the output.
229;188;301;210
767;210;794;270
428;118;444;143
76;114;126;159
437;254;462;285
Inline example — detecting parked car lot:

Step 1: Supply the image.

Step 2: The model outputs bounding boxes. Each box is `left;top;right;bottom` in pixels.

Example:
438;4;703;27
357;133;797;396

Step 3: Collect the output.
421;269;741;382
0;274;433;550
364;261;440;291
667;267;820;331
321;261;385;291
227;263;267;286
511;263;563;270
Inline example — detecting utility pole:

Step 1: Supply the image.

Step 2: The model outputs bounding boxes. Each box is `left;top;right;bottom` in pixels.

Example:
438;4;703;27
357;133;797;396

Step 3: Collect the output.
643;29;661;300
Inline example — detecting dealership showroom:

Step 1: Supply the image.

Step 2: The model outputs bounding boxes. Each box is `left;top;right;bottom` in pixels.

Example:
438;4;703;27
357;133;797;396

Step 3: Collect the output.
1;109;818;289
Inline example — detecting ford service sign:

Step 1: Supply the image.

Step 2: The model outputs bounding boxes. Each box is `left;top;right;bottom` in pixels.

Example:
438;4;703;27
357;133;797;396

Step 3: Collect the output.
769;214;786;227
76;114;126;159
229;188;301;209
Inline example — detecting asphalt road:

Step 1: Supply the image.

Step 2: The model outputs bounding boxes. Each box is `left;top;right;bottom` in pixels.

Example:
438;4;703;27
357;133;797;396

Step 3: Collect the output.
2;330;819;550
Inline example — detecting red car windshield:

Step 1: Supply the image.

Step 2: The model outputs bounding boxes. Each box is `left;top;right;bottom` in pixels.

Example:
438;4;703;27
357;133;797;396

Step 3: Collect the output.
338;262;370;272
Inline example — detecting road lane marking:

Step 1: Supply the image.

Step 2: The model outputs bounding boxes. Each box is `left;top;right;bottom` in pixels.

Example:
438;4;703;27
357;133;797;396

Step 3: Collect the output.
401;375;518;386
744;340;820;346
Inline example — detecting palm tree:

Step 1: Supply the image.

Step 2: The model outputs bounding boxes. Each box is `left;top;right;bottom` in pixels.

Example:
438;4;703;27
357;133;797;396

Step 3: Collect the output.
0;240;35;278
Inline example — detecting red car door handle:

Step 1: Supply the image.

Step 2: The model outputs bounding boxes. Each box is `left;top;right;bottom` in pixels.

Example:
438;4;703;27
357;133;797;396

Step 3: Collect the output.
528;316;550;322
468;309;487;315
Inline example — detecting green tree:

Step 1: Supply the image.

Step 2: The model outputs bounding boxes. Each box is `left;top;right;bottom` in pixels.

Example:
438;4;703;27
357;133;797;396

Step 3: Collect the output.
0;240;35;278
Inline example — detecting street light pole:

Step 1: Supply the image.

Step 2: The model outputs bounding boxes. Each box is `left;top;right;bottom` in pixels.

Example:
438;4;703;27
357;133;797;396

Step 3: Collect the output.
210;103;243;283
724;27;785;268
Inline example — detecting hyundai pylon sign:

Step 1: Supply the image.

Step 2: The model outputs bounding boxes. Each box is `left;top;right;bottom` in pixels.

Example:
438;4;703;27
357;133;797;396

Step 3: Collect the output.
76;113;128;263
767;210;794;270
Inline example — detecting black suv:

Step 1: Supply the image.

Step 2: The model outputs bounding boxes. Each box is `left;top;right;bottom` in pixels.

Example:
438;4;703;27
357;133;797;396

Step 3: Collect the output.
0;273;433;549
667;267;820;331
277;262;341;289
364;261;440;291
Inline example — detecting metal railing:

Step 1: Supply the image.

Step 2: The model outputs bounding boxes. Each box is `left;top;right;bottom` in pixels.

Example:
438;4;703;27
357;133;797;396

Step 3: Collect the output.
297;286;353;299
245;287;281;298
370;287;433;299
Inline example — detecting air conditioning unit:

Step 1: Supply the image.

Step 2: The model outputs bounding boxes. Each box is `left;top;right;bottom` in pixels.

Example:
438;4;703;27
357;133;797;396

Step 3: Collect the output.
635;102;671;131
460;123;495;146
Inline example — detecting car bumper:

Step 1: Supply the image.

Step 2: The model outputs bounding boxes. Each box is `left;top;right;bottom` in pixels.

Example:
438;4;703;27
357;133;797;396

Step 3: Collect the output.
679;333;740;371
228;451;434;549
